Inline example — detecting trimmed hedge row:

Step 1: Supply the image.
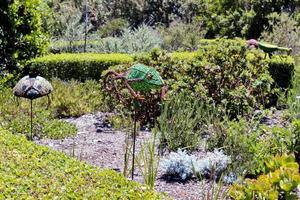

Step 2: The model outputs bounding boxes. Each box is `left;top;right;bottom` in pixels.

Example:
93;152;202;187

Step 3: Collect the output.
27;44;295;89
0;128;162;199
27;53;133;81
267;55;295;88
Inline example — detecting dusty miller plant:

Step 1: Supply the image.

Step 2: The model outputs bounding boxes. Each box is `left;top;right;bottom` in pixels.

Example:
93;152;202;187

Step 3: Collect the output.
161;150;230;182
160;150;197;181
192;150;231;180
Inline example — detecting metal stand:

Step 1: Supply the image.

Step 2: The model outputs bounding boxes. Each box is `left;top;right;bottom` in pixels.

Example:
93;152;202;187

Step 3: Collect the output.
30;99;33;140
131;109;137;180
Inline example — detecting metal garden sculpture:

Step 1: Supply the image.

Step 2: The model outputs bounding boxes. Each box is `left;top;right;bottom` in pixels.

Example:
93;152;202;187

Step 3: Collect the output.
104;63;167;180
13;74;53;140
247;39;292;58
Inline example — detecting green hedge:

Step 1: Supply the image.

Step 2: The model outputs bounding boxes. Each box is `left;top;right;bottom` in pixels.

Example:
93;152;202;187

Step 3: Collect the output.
267;55;295;88
0;128;162;199
27;53;133;81
27;43;294;89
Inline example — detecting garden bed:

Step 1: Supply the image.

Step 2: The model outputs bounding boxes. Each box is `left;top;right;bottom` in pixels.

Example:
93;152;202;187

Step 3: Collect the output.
35;111;291;199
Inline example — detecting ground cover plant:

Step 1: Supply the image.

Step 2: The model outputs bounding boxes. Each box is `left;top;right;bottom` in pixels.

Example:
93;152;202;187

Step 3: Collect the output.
0;128;163;199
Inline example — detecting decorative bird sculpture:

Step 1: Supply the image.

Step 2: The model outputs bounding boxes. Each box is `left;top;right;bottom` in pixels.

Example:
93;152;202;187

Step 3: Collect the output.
247;39;292;58
13;74;53;140
103;63;166;180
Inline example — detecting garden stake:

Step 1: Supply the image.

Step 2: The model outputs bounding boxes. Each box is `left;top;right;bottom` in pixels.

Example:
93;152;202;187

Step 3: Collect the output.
30;99;33;140
13;74;53;140
132;109;137;180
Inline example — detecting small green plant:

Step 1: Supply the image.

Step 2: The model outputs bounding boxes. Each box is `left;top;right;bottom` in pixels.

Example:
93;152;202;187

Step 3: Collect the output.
136;132;160;190
229;154;300;200
199;177;229;200
49;79;104;118
209;115;296;177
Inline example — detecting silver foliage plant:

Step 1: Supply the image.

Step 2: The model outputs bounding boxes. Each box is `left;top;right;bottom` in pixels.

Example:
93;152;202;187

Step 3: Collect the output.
160;150;197;181
192;150;231;180
161;149;230;181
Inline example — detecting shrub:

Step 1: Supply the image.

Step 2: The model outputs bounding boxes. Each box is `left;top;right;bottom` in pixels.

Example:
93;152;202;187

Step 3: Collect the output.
26;53;133;81
49;40;100;53
158;21;206;51
0;128;163;199
137;42;275;118
51;24;162;54
210;117;296;177
267;55;295;89
160;150;197;181
95;24;163;54
260;12;300;56
160;150;231;181
49;79;104;118
199;39;295;90
99;18;129;37
156;91;216;151
0;0;48;74
193;150;230;180
229;154;300;200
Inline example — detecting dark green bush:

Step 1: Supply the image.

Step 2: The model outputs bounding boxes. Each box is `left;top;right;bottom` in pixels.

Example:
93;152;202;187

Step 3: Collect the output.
198;39;295;90
136;42;274;117
0;0;48;74
267;55;295;89
0;128;163;199
27;53;133;81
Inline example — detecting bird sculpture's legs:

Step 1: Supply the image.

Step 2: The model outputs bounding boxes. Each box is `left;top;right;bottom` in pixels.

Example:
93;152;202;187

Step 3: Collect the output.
131;109;137;180
46;94;51;109
30;99;33;140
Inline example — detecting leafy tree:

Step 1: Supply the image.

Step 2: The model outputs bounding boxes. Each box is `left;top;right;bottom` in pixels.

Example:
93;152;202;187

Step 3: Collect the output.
0;0;48;75
203;0;300;38
261;12;300;55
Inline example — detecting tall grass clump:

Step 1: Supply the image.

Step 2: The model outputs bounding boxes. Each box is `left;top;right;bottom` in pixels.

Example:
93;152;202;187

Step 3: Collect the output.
156;91;217;151
136;133;160;189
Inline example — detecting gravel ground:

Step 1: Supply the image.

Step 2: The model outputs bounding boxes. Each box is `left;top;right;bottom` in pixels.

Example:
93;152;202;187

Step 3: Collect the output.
35;112;220;200
35;110;297;199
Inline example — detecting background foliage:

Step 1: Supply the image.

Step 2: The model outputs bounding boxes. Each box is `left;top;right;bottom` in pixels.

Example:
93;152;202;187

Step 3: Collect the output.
0;0;48;75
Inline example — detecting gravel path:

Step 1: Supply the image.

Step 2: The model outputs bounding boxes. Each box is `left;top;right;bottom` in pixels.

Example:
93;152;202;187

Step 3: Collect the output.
35;112;212;200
